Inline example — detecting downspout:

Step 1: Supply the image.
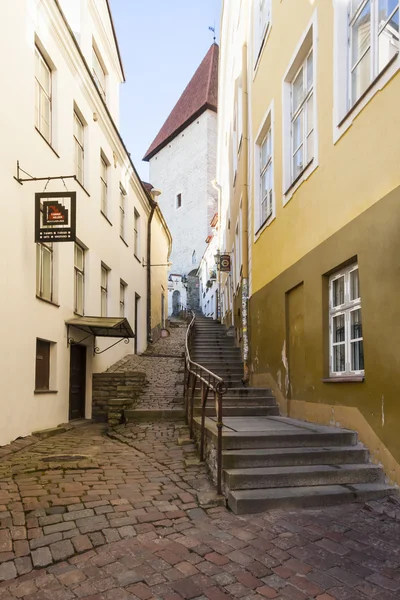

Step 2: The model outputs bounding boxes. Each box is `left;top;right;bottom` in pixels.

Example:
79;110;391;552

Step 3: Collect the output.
241;43;250;383
146;189;161;344
212;180;222;320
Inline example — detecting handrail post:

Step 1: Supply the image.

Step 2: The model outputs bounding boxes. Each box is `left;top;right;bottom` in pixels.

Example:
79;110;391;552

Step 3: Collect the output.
185;370;191;423
200;382;209;461
216;389;223;496
189;374;196;439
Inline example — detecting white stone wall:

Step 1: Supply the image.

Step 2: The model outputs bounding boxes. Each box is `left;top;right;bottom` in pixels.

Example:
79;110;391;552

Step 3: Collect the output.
149;110;218;284
0;0;154;445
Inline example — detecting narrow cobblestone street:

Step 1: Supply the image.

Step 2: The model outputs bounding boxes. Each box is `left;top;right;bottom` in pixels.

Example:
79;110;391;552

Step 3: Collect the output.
0;419;399;599
106;321;186;411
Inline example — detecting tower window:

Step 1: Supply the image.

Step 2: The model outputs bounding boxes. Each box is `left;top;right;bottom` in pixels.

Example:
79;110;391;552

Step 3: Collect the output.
176;193;182;209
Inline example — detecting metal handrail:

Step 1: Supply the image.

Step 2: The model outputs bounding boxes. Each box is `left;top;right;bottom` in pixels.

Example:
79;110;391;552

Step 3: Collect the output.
184;311;227;495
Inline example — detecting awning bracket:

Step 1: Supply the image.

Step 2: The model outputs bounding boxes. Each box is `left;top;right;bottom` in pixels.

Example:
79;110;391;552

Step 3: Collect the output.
67;330;93;347
94;337;130;355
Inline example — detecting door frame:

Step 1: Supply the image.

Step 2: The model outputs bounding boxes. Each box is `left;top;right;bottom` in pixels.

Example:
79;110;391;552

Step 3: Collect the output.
69;344;87;421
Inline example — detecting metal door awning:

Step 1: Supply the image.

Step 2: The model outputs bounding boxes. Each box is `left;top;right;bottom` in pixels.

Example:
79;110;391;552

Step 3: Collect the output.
66;316;135;354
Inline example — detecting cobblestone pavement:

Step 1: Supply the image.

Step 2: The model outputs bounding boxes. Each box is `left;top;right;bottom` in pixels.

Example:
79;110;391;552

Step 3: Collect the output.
0;421;399;599
106;321;186;410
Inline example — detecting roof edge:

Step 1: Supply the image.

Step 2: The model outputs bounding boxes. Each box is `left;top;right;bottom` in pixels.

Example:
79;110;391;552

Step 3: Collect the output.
105;0;126;82
143;102;218;162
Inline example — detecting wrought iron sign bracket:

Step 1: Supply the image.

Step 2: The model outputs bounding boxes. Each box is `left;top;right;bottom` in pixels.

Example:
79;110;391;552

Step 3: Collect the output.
94;338;130;355
14;161;77;186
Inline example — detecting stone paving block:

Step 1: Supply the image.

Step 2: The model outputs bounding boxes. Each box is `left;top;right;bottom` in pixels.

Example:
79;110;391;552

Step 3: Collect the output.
0;561;17;581
117;569;145;586
29;533;62;549
50;540;75;562
14;556;32;575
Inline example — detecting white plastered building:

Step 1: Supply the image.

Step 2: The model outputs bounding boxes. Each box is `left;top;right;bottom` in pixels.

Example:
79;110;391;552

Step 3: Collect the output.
0;0;166;445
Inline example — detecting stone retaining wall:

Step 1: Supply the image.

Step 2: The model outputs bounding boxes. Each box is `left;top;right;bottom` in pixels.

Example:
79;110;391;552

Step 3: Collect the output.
92;371;147;423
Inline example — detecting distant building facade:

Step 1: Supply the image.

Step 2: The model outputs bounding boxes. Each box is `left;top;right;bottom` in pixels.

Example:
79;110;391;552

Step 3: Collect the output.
143;44;219;315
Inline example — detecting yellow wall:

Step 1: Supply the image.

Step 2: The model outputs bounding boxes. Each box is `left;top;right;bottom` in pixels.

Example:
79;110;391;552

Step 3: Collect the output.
151;208;171;335
251;0;400;293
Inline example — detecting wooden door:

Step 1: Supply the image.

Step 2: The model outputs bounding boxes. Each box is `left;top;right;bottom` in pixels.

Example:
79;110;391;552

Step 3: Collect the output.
286;283;305;401
69;345;86;420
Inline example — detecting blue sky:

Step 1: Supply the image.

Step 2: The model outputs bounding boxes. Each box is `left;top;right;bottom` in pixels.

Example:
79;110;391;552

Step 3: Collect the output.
109;0;222;181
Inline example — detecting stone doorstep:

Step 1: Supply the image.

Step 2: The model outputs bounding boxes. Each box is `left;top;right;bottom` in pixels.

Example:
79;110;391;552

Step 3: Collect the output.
32;420;93;440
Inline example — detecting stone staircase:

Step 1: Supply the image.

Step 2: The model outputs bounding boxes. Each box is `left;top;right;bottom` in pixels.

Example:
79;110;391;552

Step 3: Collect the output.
191;316;394;514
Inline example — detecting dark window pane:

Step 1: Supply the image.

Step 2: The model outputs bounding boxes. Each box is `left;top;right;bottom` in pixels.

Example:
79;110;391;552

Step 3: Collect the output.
35;340;50;390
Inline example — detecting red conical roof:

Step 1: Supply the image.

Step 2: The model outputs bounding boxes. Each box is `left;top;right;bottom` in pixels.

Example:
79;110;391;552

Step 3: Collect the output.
143;43;219;161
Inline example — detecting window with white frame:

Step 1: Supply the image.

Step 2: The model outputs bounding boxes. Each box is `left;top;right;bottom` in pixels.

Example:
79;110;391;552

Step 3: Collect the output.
291;48;314;182
235;79;243;154
349;0;399;106
232;121;238;182
93;46;106;101
329;264;364;376
260;127;273;225
35;47;52;142
74;243;85;315
235;224;241;287
120;281;126;317
74;111;84;185
134;209;140;257
254;0;271;63
101;265;108;317
120;185;126;241
100;156;108;216
36;241;53;302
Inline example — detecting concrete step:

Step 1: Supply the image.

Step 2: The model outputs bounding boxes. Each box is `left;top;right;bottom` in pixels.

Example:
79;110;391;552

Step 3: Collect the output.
227;483;394;514
222;388;274;397
221;429;357;450
192;354;241;360
194;396;277;406
222;445;369;468
193;344;236;349
224;463;383;490
194;406;280;417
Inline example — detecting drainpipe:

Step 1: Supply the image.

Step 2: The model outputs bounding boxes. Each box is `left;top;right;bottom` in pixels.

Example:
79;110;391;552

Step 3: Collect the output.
146;188;161;344
241;43;250;383
212;179;222;321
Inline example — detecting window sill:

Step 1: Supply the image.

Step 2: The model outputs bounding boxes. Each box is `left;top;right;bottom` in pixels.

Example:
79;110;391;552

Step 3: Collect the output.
74;311;84;317
255;213;274;238
322;376;364;383
134;254;141;264
34;390;58;395
35;128;60;158
284;159;314;196
36;295;60;308
120;236;129;247
101;211;112;226
76;179;90;197
337;53;398;129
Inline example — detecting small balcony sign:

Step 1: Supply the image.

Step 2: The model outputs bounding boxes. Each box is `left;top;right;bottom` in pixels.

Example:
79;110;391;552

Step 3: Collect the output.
35;192;76;243
219;254;231;272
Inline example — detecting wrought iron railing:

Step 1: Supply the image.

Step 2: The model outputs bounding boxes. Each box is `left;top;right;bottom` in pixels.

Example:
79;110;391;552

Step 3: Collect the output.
184;311;227;495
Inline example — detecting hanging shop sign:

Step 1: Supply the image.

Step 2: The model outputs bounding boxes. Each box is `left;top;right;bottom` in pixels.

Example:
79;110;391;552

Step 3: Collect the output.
219;254;231;272
35;192;76;243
